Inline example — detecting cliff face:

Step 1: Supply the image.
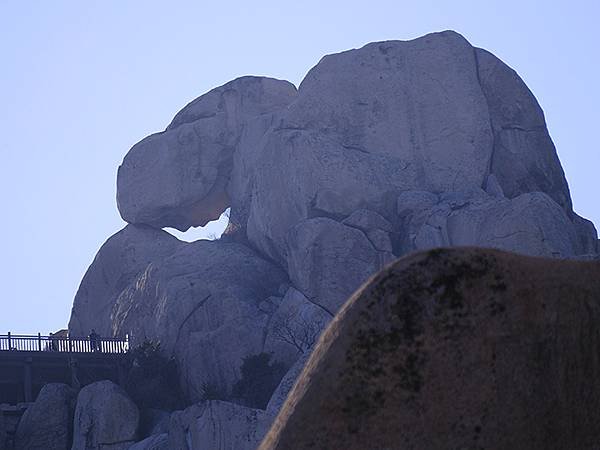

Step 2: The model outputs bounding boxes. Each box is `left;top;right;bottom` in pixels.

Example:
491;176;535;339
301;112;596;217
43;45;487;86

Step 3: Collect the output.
65;30;597;448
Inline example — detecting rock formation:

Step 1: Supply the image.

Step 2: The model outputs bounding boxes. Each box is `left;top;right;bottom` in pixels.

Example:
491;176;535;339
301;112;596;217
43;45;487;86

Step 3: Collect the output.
63;30;598;449
261;248;600;450
14;383;75;450
71;380;139;450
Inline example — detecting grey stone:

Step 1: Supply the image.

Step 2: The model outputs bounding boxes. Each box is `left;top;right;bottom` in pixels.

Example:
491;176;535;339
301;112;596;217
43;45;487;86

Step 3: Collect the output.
285;218;391;313
111;240;288;401
342;209;394;233
191;401;271;450
117;76;297;231
68;224;183;337
572;214;599;255
167;403;204;450
14;384;75;450
64;31;600;450
475;47;572;213
246;31;494;264
71;380;139;450
168;401;271;450
128;434;168;450
264;287;332;367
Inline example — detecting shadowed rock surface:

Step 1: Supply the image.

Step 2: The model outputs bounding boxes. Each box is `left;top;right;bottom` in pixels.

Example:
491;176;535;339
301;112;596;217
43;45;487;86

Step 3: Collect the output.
261;248;600;450
14;383;75;450
72;380;140;450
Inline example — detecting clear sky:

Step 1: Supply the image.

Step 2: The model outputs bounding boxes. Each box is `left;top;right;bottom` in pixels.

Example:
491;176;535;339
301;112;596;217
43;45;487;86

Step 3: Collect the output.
1;0;598;334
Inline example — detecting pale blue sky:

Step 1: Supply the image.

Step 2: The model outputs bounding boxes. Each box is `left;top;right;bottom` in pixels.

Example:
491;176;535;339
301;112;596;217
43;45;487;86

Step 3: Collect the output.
1;0;598;334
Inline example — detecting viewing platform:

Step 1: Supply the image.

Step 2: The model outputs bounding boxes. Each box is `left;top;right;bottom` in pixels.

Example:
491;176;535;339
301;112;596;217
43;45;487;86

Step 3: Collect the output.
0;332;129;405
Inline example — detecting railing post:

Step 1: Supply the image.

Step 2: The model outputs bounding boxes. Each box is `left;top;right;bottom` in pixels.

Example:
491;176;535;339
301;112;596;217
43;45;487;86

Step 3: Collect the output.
7;332;11;350
38;332;42;351
68;337;72;353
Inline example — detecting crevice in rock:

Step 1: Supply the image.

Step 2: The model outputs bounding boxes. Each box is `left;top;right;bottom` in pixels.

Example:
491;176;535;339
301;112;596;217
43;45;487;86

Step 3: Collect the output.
174;294;212;350
472;46;498;193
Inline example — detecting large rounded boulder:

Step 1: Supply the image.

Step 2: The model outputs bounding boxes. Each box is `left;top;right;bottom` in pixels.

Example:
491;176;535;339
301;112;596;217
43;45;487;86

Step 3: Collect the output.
261;248;600;450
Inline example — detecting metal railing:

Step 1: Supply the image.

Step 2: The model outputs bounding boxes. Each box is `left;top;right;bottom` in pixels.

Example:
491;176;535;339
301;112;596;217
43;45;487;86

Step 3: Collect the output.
0;333;129;354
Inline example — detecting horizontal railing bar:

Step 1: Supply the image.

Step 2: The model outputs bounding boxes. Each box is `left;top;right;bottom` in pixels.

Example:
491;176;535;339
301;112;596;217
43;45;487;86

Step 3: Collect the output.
0;333;129;354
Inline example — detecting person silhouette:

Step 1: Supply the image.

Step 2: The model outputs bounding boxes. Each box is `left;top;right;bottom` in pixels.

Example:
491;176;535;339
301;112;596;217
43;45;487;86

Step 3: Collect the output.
89;329;100;352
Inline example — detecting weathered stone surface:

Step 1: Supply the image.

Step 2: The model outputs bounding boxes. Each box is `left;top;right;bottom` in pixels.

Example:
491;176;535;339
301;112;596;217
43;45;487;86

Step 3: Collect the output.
246;31;493;264
167;403;204;450
168;401;271;450
117;76;297;231
194;401;271;450
475;48;572;213
72;380;139;450
397;189;581;258
111;240;289;400
14;383;75;450
66;30;599;450
285;218;394;313
264;287;332;367
266;347;312;417
128;434;168;450
68;224;183;337
261;248;600;450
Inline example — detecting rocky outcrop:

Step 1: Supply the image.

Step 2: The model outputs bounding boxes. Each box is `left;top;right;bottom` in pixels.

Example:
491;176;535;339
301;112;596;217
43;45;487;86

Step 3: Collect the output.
14;383;75;450
111;239;289;400
66;29;598;450
72;380;139;450
168;401;271;450
128;434;168;450
117;77;297;231
396;189;581;257
68;225;184;337
475;48;572;212
261;248;600;450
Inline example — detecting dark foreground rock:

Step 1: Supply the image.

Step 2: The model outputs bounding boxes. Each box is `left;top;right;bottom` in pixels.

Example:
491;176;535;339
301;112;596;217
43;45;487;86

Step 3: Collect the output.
261;248;600;450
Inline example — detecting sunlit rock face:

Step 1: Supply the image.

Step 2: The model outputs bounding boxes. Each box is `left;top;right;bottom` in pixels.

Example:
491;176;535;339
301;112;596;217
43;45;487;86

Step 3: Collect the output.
68;30;598;450
116;76;297;231
260;248;600;450
110;240;289;401
68;224;184;337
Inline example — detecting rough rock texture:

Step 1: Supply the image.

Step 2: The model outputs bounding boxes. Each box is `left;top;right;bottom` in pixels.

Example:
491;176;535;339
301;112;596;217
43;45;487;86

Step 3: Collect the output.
111;239;289;400
396;189;582;257
261;248;600;450
68;224;184;337
128;434;168;450
14;383;75;450
169;401;271;450
266;347;313;417
475;48;572;212
72;380;140;450
68;30;598;450
117;76;297;231
263;288;331;368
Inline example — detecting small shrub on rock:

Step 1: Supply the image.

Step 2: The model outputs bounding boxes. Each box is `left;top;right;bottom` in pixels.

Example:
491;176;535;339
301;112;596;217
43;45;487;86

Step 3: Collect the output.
232;352;286;409
123;340;185;411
